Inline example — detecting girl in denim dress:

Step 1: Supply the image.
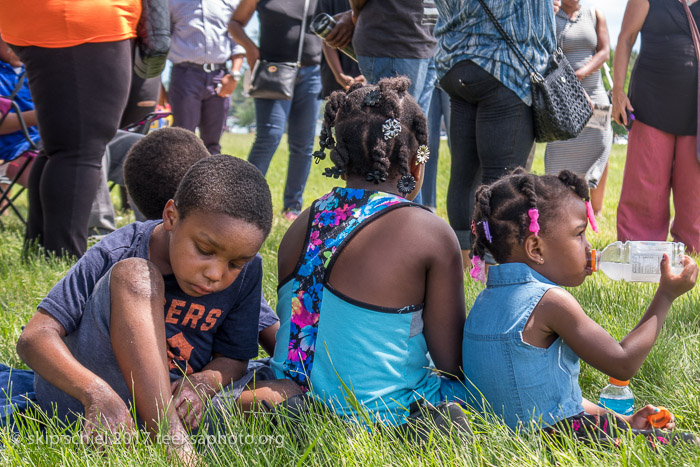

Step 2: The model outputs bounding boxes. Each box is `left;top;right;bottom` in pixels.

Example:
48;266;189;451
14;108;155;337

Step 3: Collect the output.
463;169;698;446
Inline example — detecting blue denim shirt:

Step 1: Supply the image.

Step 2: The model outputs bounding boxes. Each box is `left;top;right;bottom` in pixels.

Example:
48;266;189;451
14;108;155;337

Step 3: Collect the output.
433;0;557;104
463;263;583;430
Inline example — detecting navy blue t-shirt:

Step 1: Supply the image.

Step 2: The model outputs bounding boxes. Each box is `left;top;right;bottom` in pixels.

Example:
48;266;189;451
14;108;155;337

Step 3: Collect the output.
39;220;263;378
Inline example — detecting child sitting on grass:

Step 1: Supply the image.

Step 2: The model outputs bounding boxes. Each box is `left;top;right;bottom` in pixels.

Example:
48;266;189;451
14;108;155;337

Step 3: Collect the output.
463;169;698;445
122;127;279;355
17;155;301;461
272;77;469;428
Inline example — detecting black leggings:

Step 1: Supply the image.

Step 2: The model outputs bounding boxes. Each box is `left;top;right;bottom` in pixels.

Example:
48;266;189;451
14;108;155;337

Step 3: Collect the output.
545;413;697;449
440;60;535;250
13;40;132;258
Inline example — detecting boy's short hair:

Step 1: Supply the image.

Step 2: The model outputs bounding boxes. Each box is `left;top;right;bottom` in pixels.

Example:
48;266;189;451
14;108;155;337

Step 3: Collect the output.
174;155;273;236
123;127;210;220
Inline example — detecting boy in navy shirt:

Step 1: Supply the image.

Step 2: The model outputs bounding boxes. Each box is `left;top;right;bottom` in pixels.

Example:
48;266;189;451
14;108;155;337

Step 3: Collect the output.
17;155;301;459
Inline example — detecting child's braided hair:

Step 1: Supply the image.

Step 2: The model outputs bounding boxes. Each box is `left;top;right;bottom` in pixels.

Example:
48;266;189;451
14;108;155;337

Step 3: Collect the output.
472;169;590;263
314;77;428;183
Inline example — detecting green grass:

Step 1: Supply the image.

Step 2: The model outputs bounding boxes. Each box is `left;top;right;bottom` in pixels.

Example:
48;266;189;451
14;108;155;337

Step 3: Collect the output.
0;134;698;465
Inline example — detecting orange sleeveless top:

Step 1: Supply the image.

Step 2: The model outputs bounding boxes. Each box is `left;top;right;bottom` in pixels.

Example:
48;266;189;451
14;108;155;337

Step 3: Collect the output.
0;0;141;48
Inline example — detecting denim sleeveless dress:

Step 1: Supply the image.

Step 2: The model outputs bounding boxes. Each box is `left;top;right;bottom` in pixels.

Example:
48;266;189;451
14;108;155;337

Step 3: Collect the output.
463;263;583;430
272;187;467;425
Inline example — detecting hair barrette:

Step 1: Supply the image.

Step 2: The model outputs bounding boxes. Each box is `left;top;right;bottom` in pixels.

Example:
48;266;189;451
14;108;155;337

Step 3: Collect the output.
313;150;326;164
365;170;387;184
396;174;416;195
471;220;477;236
482;220;493;243
470;255;487;284
585;200;599;234
363;89;381;107
528;208;540;236
415;145;430;165
382;118;402;140
322;166;345;179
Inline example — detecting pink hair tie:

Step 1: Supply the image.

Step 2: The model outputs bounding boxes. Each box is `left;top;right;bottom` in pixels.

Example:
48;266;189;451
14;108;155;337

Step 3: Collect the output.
527;208;540;236
470;256;487;284
585;200;599;233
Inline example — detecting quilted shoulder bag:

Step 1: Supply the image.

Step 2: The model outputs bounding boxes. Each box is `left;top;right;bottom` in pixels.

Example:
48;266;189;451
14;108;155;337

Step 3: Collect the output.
248;0;310;100
133;0;171;79
477;0;592;142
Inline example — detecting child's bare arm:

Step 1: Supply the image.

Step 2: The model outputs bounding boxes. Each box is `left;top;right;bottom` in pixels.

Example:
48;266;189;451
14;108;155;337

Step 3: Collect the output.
537;255;697;380
17;309;134;432
423;220;466;377
170;354;248;430
0;110;37;134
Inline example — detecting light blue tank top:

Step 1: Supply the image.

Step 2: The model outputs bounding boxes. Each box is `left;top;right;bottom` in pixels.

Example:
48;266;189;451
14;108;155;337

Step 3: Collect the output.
463;263;583;430
272;187;461;425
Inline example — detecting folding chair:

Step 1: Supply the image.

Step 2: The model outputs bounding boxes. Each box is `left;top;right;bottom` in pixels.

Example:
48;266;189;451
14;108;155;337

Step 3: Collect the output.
0;71;39;227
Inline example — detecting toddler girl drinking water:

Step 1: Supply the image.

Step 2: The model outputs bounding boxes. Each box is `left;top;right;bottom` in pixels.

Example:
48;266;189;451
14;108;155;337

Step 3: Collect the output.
271;77;469;428
463;169;698;445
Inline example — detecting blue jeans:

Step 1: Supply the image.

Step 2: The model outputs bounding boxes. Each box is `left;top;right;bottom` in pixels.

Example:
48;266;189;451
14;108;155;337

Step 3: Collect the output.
440;60;534;250
248;65;322;211
422;85;451;209
357;56;432;203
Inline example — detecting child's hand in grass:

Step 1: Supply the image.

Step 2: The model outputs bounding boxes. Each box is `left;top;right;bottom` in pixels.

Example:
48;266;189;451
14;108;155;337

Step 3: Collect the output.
82;382;135;443
658;255;698;302
171;374;217;431
625;404;676;431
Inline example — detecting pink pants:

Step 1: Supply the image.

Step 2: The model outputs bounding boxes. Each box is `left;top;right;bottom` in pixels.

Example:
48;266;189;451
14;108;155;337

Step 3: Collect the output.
617;121;700;253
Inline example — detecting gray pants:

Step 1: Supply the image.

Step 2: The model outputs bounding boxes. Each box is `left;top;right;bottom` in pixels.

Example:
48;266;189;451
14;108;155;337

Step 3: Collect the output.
88;131;146;234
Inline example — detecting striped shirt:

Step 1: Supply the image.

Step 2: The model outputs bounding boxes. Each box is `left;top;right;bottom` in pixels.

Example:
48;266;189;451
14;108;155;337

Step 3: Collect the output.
433;0;557;104
169;0;245;65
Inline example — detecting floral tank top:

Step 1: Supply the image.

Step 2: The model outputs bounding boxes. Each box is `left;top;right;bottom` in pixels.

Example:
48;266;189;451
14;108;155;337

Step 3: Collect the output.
281;187;420;388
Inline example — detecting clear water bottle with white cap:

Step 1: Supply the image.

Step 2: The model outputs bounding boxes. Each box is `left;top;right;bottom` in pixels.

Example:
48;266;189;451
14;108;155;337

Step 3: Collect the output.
588;241;685;282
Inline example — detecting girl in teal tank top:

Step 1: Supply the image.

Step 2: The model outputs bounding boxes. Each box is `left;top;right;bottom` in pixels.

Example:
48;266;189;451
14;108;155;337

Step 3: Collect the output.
273;78;469;426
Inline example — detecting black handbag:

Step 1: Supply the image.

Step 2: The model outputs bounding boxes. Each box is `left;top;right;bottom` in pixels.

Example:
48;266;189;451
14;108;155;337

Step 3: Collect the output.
248;0;310;100
133;0;171;79
477;0;592;142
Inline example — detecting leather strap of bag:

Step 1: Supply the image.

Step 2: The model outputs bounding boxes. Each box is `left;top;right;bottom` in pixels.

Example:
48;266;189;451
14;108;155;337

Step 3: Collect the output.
681;0;700;160
296;0;311;66
476;0;542;79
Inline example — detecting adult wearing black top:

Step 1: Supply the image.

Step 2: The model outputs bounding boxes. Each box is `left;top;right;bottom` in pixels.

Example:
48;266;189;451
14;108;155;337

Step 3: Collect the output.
230;0;322;221
612;0;700;253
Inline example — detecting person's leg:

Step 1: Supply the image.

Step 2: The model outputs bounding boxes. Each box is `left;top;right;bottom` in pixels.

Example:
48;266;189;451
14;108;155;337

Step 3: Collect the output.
356;56;431;114
423;86;444;209
669;134;700;253
21;149;46;249
590;162;609;217
247;98;291;176
440;62;481;262
283;66;322;212
197;69;230;155
169;65;204;134
617;121;674;244
87;152;117;235
16;41;132;258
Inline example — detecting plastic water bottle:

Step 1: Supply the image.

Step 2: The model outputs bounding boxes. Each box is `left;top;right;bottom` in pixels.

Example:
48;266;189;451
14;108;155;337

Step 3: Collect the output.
598;377;635;416
589;241;685;282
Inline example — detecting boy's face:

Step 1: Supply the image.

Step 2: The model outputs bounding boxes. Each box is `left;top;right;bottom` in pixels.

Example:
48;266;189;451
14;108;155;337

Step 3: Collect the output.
162;200;266;297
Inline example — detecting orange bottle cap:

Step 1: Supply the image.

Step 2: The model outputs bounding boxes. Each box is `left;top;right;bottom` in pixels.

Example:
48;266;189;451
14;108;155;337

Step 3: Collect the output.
609;377;629;386
647;407;672;428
